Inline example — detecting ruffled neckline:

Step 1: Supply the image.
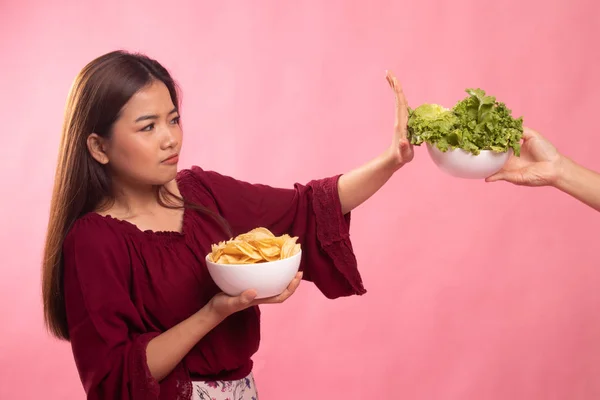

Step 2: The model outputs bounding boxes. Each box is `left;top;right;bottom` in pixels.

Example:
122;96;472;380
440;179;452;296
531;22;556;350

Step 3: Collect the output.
83;172;192;241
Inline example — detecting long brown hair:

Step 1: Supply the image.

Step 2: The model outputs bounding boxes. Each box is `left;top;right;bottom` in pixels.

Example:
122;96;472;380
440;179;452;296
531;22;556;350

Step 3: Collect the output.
43;50;229;340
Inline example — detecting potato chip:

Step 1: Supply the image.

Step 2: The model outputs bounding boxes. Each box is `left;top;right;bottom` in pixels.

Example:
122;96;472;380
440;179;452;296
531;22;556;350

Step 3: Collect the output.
236;227;274;241
280;236;299;259
208;227;301;265
255;241;280;257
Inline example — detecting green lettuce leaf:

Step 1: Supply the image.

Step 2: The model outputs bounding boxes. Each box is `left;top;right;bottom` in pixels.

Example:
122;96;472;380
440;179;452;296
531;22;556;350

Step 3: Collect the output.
407;89;523;156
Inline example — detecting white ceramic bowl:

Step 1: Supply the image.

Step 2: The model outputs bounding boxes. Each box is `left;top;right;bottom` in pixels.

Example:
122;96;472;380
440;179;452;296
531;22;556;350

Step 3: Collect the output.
426;143;511;179
205;251;302;299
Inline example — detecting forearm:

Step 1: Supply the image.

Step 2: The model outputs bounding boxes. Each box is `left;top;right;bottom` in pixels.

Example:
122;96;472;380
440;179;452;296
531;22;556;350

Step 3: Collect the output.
146;306;223;381
554;157;600;212
337;149;399;215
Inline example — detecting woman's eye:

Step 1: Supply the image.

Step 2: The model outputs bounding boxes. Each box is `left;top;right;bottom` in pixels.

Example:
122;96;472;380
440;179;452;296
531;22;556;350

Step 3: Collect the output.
170;116;181;125
141;123;154;132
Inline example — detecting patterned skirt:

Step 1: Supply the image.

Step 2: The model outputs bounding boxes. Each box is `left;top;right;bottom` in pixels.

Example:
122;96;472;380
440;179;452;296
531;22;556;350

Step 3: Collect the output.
192;372;258;400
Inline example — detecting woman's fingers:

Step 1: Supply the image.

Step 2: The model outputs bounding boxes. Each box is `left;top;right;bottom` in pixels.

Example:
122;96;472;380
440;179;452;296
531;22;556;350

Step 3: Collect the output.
254;271;303;305
523;127;538;140
232;289;257;311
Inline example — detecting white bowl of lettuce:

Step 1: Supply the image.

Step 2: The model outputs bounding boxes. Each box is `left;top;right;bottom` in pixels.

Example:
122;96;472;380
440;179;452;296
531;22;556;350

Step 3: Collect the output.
408;89;523;179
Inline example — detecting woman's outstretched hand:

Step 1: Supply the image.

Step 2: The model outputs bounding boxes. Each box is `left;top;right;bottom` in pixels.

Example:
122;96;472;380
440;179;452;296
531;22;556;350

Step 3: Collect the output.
385;70;414;169
335;70;415;214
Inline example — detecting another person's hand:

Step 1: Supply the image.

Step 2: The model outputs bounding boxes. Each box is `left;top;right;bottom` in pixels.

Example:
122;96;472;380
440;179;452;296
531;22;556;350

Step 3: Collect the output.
486;127;563;186
207;271;303;320
385;70;414;169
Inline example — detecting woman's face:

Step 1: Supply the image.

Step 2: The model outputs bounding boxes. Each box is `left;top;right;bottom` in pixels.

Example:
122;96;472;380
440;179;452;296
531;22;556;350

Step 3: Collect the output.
89;80;183;188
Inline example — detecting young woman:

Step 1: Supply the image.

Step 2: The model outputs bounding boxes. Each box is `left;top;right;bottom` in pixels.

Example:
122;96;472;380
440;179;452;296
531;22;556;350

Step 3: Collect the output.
42;50;414;399
486;127;600;212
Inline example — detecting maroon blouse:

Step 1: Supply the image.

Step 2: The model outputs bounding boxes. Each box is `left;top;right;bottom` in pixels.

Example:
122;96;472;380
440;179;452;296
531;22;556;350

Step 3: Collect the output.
62;166;366;399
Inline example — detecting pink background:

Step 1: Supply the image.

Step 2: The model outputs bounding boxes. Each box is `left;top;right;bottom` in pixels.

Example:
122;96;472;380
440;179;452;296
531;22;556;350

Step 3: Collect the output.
1;0;600;398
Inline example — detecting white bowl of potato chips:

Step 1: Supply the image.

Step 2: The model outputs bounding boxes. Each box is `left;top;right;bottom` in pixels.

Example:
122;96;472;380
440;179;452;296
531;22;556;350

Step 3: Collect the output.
205;227;302;299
